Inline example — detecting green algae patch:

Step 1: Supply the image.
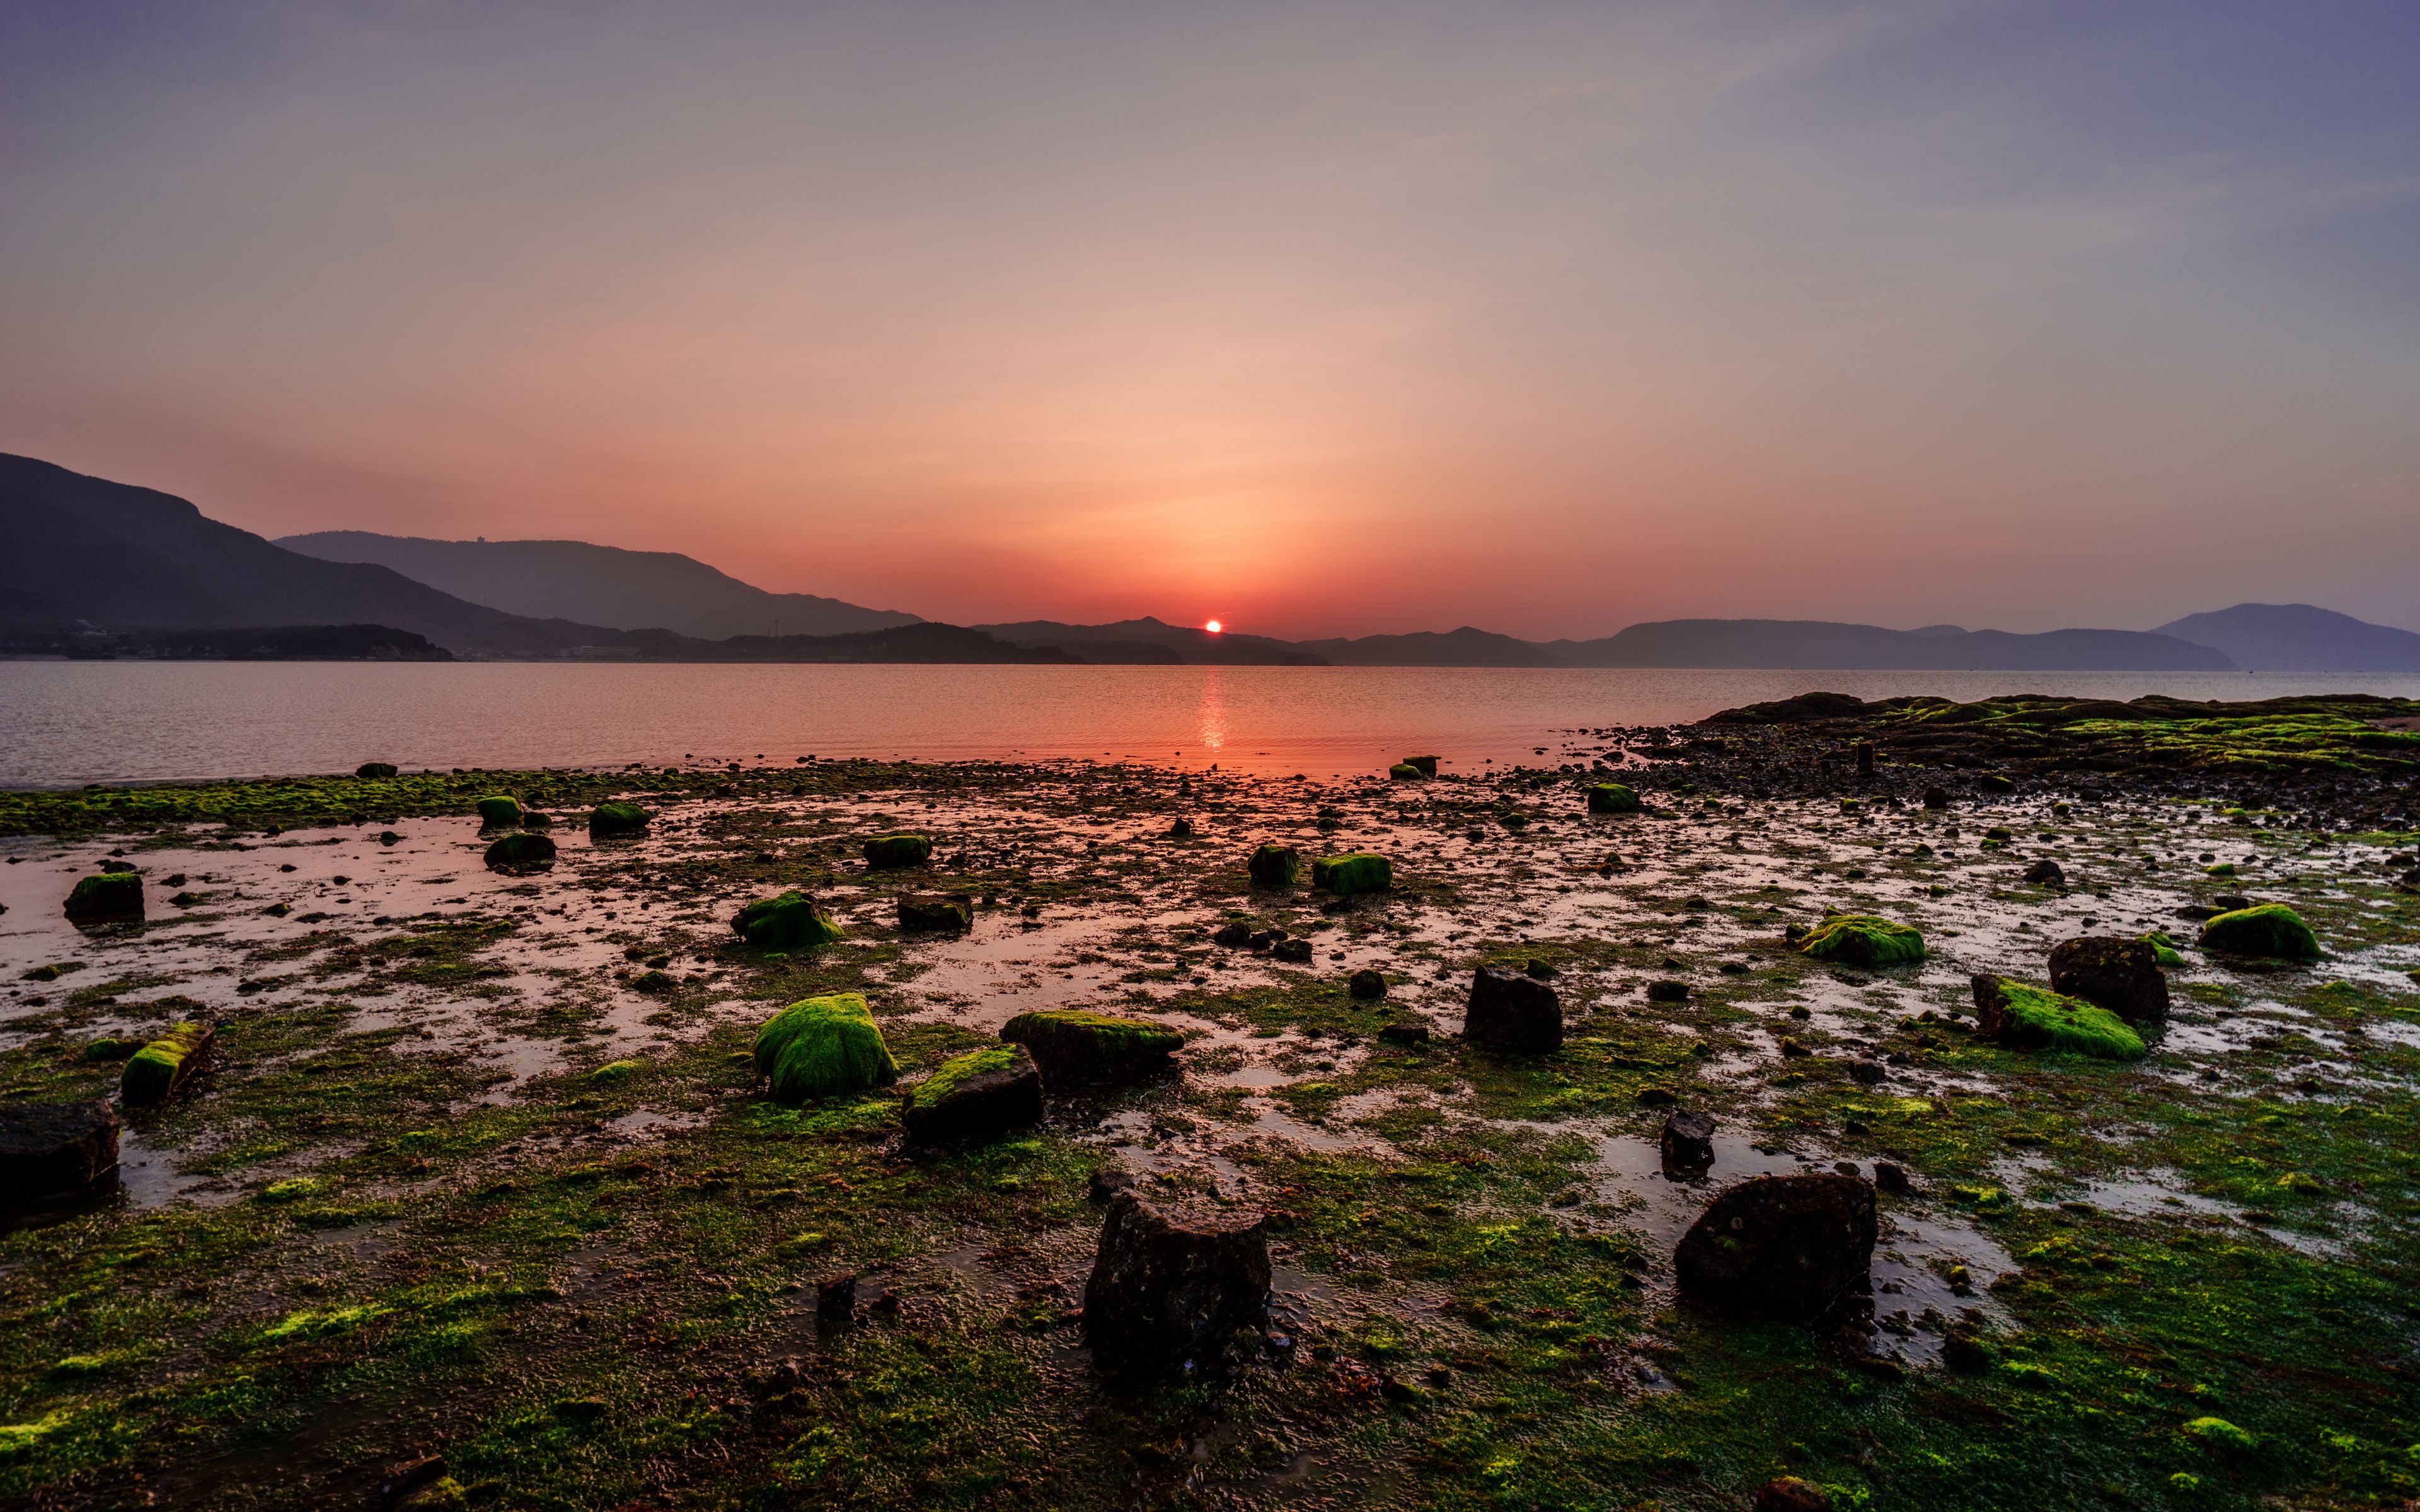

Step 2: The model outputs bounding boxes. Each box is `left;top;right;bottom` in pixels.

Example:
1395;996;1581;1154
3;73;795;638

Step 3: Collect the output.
585;1059;645;1085
587;801;650;836
1247;842;1300;888
119;1021;212;1106
732;890;843;951
908;1046;1022;1109
1971;976;2146;1060
475;795;524;827
1388;762;1423;781
2183;1416;2258;1454
861;833;933;868
2199;903;2322;962
1000;1009;1180;1082
63;872;144;924
2141;930;2187;968
1586;782;1641;815
754;994;899;1103
1796;913;1925;966
1311;852;1392;895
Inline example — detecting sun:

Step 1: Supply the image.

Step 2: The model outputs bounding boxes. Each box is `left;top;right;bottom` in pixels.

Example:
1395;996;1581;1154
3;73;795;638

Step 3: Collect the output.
1204;619;1223;634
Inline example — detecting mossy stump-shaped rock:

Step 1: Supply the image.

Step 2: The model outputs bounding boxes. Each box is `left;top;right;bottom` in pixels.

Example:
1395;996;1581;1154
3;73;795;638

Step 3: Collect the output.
0;1101;120;1208
1388;762;1423;781
1969;975;2145;1060
1247;843;1300;888
1083;1192;1272;1372
120;1022;214;1107
1795;913;1925;966
588;801;650;837
483;832;557;871
2048;936;2169;1024
863;833;933;869
475;795;523;828
1464;966;1562;1052
1311;852;1392;896
754;994;898;1103
1674;1173;1876;1321
901;1045;1042;1143
732;891;843;951
1587;782;1642;815
2198;903;2320;962
64;872;144;925
1400;754;1439;777
1001;1010;1181;1085
354;761;398;779
897;892;973;932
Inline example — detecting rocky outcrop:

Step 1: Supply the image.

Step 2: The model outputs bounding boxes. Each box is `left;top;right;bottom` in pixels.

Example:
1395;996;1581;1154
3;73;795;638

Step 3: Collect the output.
2047;936;2170;1024
1083;1193;1270;1370
1674;1173;1876;1320
0;1101;120;1207
900;1045;1041;1142
1463;966;1562;1052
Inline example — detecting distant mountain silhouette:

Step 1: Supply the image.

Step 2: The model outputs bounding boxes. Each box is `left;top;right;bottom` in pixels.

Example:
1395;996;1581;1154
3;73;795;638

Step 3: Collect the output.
1297;626;1562;667
977;617;1325;665
2155;604;2420;672
1545;619;2236;671
277;530;918;639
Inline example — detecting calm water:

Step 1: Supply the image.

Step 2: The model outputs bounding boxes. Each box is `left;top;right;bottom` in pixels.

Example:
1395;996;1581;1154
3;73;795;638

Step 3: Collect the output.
5;661;2419;788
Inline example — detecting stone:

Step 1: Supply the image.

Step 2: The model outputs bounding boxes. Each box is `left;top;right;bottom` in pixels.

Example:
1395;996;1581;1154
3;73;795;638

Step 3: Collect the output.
475;795;522;827
0;1101;120;1208
1000;1010;1181;1084
1848;1059;1885;1085
1400;755;1439;777
1586;782;1642;815
2047;936;2170;1024
2022;858;2066;886
1088;1163;1137;1201
1388;762;1423;781
1969;975;2146;1060
1645;979;1690;1003
1083;1193;1272;1370
1660;1109;1715;1173
1922;786;1951;810
1795;914;1925;966
1247;843;1300;887
733;891;844;951
120;1022;213;1106
897;892;974;932
588;801;650;836
1637;1085;1679;1106
754;994;899;1102
1167;816;1195;837
354;761;398;779
1854;742;1875;777
1211;920;1253;947
901;1045;1042;1143
1272;937;1314;964
862;833;933;869
1377;1019;1431;1046
483;832;556;870
631;969;673;993
1755;1477;1831;1512
2199;903;2321;962
64;872;143;924
381;1453;447;1507
1873;1160;1912;1194
1674;1174;1877;1321
817;1274;858;1329
1348;968;1386;1000
1464;966;1562;1052
1311;852;1392;895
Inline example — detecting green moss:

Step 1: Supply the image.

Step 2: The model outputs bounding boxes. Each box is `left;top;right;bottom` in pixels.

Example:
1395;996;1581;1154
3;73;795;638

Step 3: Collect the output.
2184;1416;2257;1453
1312;852;1392;895
2140;930;2187;968
119;1021;211;1106
999;1009;1180;1080
2199;903;2322;961
733;891;843;951
1586;783;1640;815
1795;913;1925;966
905;1047;1022;1114
587;801;650;835
862;833;933;868
754;994;898;1103
475;796;524;827
1388;762;1423;781
1976;978;2146;1060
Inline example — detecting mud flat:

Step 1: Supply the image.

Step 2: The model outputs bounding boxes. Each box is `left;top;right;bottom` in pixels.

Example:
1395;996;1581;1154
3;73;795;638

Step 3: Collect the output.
1;694;2416;1509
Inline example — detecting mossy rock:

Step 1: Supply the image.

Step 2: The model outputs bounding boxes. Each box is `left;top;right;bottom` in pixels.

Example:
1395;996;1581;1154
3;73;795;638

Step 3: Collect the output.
897;892;973;932
2198;903;2320;962
483;831;556;870
1247;843;1300;888
63;872;143;924
630;969;673;993
354;762;398;779
1388;762;1423;781
1969;975;2145;1060
863;833;933;869
1587;783;1641;815
1796;914;1925;966
588;801;650;836
1311;852;1392;895
120;1022;214;1106
2140;930;2186;968
475;795;523;827
732;890;843;951
901;1045;1042;1142
754;994;898;1103
1400;755;1439;777
1000;1010;1180;1084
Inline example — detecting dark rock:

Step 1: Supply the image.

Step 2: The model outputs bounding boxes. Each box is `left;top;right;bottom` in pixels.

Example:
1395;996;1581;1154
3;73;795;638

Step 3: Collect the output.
380;1453;445;1508
734;891;844;951
1645;979;1690;1003
1636;1086;1679;1106
1167;816;1195;838
2213;893;2253;912
355;761;398;779
1463;966;1562;1052
1659;1108;1715;1172
1400;755;1439;777
2021;858;2066;886
589;801;650;836
1872;1161;1911;1194
483;832;556;871
817;1274;858;1330
1083;1193;1271;1370
1000;1010;1181;1084
1211;921;1253;947
1377;1019;1431;1046
64;872;143;924
1848;1059;1885;1085
1524;958;1557;980
1922;786;1951;810
861;833;933;869
0;1101;120;1208
1272;937;1314;964
1088;1163;1137;1201
1756;1478;1831;1512
1940;1329;1996;1373
897;892;974;932
1348;968;1386;1000
2047;936;2170;1024
631;970;674;993
1674;1174;1877;1320
1854;742;1875;777
901;1045;1042;1143
379;830;401;845
1247;843;1300;888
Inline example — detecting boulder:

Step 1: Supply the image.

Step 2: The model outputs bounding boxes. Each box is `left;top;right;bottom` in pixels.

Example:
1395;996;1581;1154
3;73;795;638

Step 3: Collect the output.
1272;937;1313;964
1645;979;1690;1003
1378;1019;1432;1046
1464;966;1562;1052
897;892;974;932
120;1022;213;1106
0;1101;120;1207
1922;786;1950;811
901;1045;1042;1143
1247;843;1300;888
1348;968;1387;1000
754;994;899;1102
862;833;933;869
483;832;556;870
1000;1011;1182;1084
1969;975;2146;1060
64;873;143;925
2022;859;2066;887
475;795;523;827
2048;936;2170;1024
1083;1193;1272;1370
1211;920;1253;947
1673;1173;1877;1320
1586;783;1641;815
1795;914;1924;966
2199;903;2321;962
1311;852;1392;896
588;801;650;836
1659;1108;1716;1174
354;762;398;779
1388;762;1423;781
1400;755;1439;777
732;891;843;951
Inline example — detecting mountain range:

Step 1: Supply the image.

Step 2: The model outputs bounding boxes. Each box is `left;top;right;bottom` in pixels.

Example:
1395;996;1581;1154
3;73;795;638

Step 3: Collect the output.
6;452;2417;671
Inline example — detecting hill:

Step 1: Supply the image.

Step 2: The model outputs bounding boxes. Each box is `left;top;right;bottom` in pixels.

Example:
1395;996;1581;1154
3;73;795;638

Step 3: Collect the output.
1545;619;2236;671
976;617;1325;665
2154;603;2420;672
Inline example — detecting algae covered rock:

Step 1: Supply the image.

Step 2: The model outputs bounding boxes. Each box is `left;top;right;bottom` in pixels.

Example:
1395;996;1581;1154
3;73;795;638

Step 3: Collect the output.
588;801;650;836
1311;852;1392;895
64;872;144;925
1969;975;2145;1060
2140;930;2187;968
2048;936;2170;1024
1348;968;1387;1000
475;795;524;827
1795;913;1924;966
1674;1172;1876;1320
483;832;556;871
354;761;398;779
2198;903;2320;962
897;892;973;932
1399;755;1439;777
1000;1010;1180;1084
862;833;933;869
0;1101;120;1208
1083;1192;1271;1371
754;994;898;1102
1464;966;1562;1052
120;1022;214;1106
1388;762;1423;781
733;890;843;951
900;1045;1042;1143
1586;783;1642;815
1247;843;1300;888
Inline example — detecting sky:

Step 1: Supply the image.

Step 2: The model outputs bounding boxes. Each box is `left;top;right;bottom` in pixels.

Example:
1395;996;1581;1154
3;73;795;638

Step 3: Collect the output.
4;1;2418;639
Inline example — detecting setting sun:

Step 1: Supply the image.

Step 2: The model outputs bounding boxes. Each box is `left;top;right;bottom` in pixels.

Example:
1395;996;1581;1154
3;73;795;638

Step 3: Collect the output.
1204;619;1222;634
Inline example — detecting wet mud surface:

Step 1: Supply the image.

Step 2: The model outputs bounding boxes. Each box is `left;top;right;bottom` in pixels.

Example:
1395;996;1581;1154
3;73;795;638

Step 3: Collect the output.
1;716;2417;1509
